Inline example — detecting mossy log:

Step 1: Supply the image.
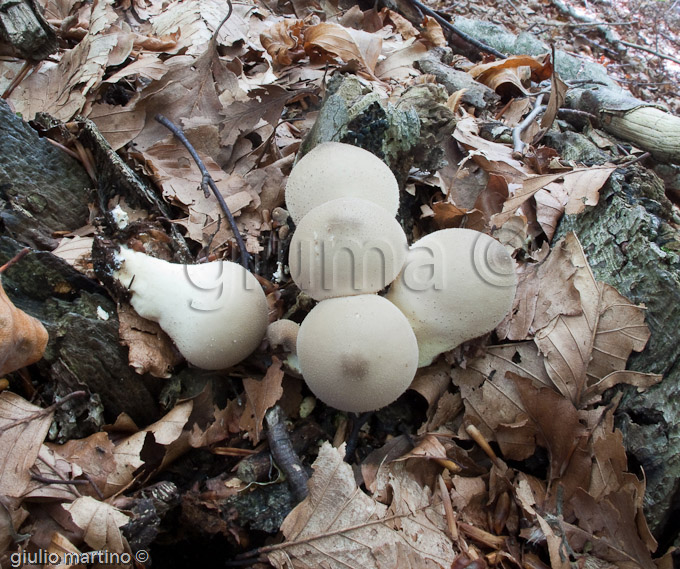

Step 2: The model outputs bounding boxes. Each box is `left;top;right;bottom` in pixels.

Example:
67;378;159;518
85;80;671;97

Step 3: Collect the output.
556;167;680;543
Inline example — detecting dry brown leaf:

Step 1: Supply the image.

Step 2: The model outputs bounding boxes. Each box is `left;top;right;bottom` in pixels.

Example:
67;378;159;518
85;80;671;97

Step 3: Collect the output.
304;22;382;75
534;233;652;406
261;19;306;66
409;362;451;408
62;496;129;553
469;54;552;86
509;373;589;482
384;9;419;39
0;277;48;376
431;202;486;230
106;401;192;497
150;0;251;54
267;442;455;569
46;431;117;498
540;70;568;130
453;117;531;182
23;444;83;501
8;0;121;120
239;357;285;442
117;303;182;378
0;392;53;498
131;47;241;151
494;166;616;234
451;343;552;460
88;98;147;151
497;235;581;341
468;55;550;98
421;16;446;47
0;496;28;555
220;85;291;148
375;41;427;80
51;236;94;271
570;488;656;569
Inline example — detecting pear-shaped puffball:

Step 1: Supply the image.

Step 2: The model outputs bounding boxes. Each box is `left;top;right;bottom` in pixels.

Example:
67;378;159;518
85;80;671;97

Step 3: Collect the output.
285;142;399;225
289;197;408;300
114;247;268;370
386;229;517;367
297;295;418;413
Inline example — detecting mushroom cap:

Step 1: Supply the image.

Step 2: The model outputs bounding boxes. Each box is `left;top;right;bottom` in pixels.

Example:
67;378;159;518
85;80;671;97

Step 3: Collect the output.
267;319;299;353
297;295;418;412
385;228;517;367
285;142;399;225
114;247;268;370
289;197;408;300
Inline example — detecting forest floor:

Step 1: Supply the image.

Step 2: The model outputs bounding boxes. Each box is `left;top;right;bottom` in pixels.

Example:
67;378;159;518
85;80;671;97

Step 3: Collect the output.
1;0;679;568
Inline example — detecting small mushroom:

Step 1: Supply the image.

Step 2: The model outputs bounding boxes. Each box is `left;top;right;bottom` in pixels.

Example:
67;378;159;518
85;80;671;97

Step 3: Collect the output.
114;246;268;370
297;294;418;413
267;319;301;373
289;197;408;300
285;142;399;225
386;228;517;367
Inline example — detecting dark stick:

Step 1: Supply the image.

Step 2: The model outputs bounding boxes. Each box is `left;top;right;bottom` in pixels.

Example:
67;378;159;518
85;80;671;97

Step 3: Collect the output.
265;405;309;501
409;0;507;60
344;412;372;463
155;114;250;270
0;391;87;434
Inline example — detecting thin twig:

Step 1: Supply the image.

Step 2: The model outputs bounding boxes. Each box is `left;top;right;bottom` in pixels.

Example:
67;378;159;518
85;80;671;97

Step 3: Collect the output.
512;94;545;155
537;20;634;27
619;39;680;66
211;0;234;44
30;473;89;485
409;0;507;59
614;151;651;166
343;412;372;463
155;114;249;269
0;391;87;435
0;248;29;274
265;405;309;501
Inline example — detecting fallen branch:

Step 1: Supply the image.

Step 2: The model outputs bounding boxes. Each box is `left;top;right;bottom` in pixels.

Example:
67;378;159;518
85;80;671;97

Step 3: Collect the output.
409;0;507;60
265;405;309;501
155;114;250;269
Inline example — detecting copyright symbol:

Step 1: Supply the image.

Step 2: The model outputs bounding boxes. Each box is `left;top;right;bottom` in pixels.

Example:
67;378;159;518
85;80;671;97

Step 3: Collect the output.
135;550;149;564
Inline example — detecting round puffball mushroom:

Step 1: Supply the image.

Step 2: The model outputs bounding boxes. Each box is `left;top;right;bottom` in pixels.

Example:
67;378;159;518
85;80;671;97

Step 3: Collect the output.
289;197;408;300
285;142;399;225
297;294;418;413
114;247;268;370
385;228;517;367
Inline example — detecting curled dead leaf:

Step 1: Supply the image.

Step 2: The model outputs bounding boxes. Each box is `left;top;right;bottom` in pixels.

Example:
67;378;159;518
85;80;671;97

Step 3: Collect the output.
261;19;306;66
304;22;382;75
0;277;48;376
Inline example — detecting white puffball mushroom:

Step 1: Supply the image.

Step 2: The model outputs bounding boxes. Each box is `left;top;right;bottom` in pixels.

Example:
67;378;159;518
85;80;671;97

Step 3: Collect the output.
267;319;301;373
297;295;418;413
386;228;517;367
285;142;399;225
114;247;268;370
289;197;408;300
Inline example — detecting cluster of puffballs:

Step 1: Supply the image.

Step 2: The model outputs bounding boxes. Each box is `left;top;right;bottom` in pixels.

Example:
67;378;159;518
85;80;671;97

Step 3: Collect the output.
112;142;517;414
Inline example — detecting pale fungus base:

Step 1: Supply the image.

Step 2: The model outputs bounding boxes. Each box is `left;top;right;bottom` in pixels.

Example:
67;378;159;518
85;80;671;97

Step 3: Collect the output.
114;247;268;370
289;197;408;300
284;142;400;225
386;228;517;367
297;295;419;413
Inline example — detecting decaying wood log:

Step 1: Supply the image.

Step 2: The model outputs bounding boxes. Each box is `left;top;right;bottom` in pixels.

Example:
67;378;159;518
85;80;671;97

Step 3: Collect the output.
0;0;56;60
568;87;680;163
